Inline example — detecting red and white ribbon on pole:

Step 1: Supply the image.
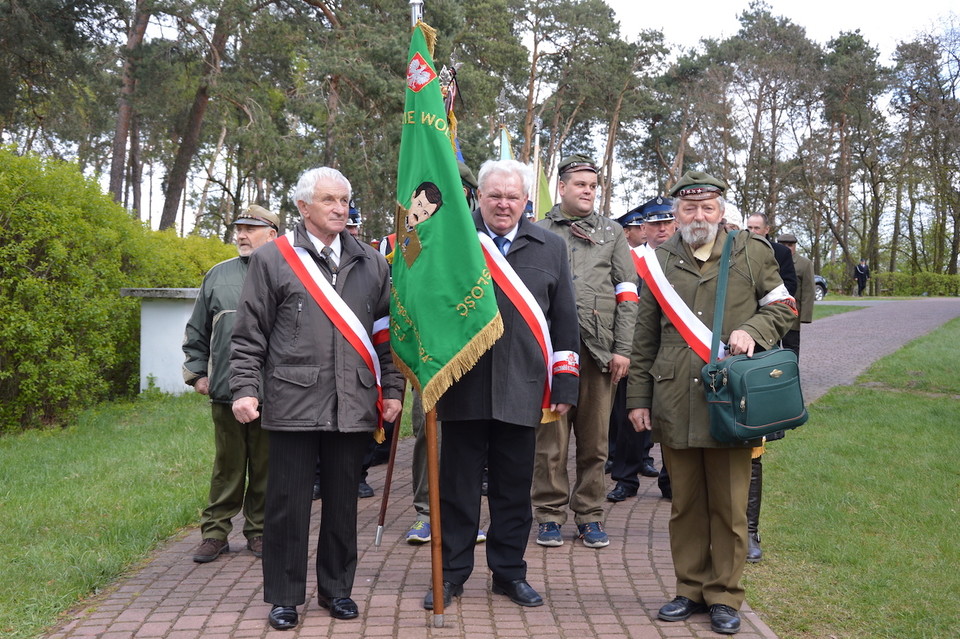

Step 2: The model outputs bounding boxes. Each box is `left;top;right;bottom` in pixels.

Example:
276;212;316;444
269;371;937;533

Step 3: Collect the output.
275;235;386;432
632;244;724;363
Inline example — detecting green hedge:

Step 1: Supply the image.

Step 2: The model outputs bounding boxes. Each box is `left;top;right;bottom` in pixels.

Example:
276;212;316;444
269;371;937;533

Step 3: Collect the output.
0;149;236;433
873;271;960;296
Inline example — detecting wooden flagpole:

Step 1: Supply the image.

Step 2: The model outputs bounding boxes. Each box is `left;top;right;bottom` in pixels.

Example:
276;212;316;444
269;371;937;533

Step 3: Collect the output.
425;407;445;626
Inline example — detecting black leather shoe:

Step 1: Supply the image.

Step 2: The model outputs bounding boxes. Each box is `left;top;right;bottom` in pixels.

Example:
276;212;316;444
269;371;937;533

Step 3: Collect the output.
710;604;741;634
606;483;638;502
318;595;359;620
311;479;322;501
747;532;763;563
268;605;298;630
491;579;543;607
357;481;374;498
604;459;614;474
640;462;659;477
422;580;463;610
658;596;707;621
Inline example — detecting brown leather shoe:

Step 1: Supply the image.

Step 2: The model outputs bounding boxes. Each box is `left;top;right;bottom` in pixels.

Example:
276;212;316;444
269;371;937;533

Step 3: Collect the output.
247;537;263;558
192;538;228;563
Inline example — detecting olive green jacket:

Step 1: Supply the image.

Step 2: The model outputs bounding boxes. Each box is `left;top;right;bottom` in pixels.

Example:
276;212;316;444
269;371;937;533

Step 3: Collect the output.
793;252;815;327
626;229;795;448
182;255;253;404
537;206;638;370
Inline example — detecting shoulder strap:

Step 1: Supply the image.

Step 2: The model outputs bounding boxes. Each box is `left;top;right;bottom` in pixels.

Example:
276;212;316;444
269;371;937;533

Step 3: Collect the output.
709;230;738;365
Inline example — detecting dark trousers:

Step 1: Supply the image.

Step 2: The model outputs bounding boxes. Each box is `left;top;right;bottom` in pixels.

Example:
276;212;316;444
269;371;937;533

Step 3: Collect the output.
439;419;535;585
262;430;369;606
609;378;654;491
781;329;800;357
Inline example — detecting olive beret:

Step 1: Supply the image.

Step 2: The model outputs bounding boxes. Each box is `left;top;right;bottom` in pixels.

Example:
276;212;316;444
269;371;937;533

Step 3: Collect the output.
669;170;728;200
558;154;598;176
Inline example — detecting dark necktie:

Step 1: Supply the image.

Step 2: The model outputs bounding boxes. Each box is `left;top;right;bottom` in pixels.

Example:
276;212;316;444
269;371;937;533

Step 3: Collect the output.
493;235;509;256
321;246;338;272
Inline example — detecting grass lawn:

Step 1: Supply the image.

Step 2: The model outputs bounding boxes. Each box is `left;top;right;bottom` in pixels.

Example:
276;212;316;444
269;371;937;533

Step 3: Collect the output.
745;317;960;638
0;393;213;639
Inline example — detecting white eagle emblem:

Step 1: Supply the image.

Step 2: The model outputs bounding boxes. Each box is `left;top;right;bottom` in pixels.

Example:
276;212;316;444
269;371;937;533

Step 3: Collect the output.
407;52;437;92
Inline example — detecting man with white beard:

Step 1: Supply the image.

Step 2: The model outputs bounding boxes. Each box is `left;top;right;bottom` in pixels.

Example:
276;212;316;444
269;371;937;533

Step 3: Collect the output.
626;171;795;635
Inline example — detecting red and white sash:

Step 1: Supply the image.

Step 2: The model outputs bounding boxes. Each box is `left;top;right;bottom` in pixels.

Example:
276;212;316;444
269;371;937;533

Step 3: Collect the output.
275;235;387;433
478;232;578;421
631;244;724;363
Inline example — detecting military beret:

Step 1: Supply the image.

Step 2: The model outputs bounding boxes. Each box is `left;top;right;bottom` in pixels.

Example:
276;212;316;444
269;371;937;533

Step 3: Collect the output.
558;154;598;176
669;170;728;200
233;204;280;230
458;161;478;190
778;233;798;243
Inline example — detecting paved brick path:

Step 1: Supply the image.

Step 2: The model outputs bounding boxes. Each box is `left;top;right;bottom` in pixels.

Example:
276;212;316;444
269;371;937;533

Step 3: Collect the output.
44;298;959;639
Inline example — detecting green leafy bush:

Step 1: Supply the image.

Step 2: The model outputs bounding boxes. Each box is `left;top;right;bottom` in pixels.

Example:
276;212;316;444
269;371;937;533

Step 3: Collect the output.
873;271;960;296
0;149;235;432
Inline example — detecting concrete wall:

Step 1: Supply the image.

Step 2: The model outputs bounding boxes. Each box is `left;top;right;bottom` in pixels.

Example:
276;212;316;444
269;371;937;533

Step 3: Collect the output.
121;288;199;395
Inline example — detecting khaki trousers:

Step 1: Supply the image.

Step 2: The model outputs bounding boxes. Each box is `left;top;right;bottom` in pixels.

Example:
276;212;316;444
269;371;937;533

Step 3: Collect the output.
662;445;753;609
532;349;614;526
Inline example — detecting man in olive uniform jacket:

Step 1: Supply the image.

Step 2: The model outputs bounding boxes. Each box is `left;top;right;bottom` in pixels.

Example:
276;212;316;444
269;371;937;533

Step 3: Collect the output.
182;205;278;564
532;154;638;549
626;171;795;635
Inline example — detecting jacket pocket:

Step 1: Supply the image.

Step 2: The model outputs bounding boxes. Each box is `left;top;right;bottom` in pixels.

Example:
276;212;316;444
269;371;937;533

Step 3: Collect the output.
649;358;676;383
266;365;325;424
273;365;320;387
356;366;376;389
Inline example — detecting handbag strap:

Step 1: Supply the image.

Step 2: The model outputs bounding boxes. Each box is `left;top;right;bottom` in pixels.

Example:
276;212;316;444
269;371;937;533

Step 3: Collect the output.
708;230;738;365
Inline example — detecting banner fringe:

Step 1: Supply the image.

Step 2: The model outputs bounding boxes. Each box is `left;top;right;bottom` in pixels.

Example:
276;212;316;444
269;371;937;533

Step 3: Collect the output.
393;313;503;413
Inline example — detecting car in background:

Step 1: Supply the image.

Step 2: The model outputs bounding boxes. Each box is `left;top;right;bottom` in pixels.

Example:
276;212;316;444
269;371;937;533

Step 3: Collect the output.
814;274;828;301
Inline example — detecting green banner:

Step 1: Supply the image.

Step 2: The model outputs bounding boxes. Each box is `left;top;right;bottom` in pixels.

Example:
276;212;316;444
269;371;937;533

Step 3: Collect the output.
390;21;502;411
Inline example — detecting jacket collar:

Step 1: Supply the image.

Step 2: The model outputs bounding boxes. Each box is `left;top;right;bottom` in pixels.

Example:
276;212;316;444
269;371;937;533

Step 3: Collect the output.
545;204;598;228
292;222;368;264
473;210;547;251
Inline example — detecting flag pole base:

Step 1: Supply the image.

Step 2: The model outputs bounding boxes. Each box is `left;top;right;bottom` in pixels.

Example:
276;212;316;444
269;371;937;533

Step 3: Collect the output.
375;525;383;547
432;613;444;628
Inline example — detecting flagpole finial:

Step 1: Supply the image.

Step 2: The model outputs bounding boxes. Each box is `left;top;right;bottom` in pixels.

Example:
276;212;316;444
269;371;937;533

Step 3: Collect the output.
410;0;423;26
496;88;509;126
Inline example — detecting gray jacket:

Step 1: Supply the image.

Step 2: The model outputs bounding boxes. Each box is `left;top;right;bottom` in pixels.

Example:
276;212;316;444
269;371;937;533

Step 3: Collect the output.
230;223;404;433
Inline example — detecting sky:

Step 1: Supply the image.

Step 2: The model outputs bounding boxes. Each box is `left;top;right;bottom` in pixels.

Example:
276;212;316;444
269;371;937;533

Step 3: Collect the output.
606;0;955;64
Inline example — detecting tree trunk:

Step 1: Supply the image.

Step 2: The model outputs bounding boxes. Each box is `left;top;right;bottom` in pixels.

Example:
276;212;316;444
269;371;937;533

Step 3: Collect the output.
129;113;142;217
108;3;150;203
158;10;232;231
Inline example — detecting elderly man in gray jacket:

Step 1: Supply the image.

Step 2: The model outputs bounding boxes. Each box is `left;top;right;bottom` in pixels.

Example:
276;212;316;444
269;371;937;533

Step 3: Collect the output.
230;167;404;631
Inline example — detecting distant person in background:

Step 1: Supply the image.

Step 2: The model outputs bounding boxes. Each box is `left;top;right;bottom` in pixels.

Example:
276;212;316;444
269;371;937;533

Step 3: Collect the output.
854;258;870;296
776;233;814;357
182;205;278;564
745;214;797;297
345;201;362;238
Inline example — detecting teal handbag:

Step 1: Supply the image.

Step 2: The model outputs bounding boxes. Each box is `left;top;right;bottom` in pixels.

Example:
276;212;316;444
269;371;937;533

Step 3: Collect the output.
701;231;808;444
